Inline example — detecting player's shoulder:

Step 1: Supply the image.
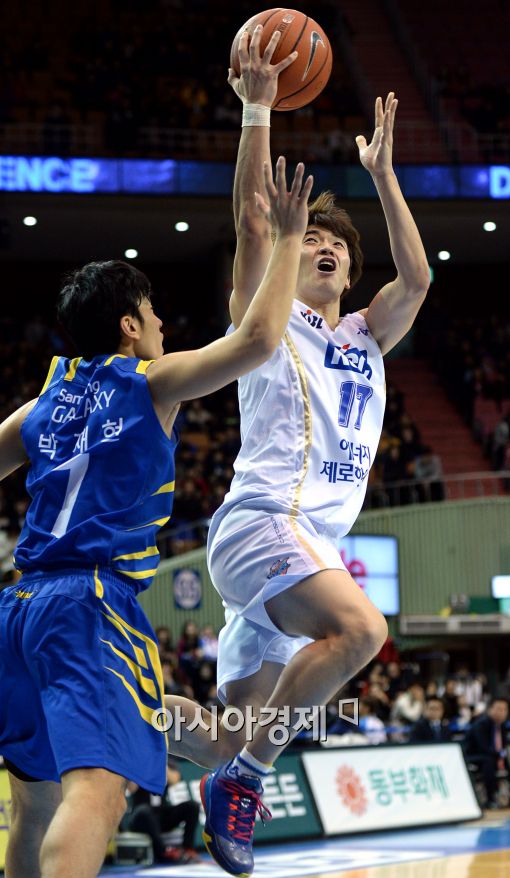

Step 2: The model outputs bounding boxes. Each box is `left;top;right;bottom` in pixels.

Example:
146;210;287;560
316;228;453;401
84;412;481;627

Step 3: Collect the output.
101;354;154;375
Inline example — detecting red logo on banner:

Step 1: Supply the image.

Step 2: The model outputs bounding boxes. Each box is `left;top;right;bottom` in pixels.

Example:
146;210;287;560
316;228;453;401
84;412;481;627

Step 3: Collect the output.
335;765;368;816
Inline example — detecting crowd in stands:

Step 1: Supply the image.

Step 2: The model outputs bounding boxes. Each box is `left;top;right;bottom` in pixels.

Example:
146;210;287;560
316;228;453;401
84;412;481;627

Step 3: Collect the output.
156;622;510;808
365;381;445;509
2;0;507;161
0;300;446;575
418;307;510;476
0;0;361;160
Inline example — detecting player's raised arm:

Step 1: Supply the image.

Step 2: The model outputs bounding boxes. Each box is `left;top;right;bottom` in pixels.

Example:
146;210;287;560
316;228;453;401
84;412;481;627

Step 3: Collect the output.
147;157;313;408
228;26;297;327
0;399;36;482
356;93;431;355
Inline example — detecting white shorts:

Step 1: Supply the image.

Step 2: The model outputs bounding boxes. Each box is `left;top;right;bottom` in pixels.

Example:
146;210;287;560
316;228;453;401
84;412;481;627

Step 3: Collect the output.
207;505;346;703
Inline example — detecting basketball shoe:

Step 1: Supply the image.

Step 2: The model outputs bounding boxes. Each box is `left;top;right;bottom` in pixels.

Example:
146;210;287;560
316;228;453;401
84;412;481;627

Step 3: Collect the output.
200;761;271;876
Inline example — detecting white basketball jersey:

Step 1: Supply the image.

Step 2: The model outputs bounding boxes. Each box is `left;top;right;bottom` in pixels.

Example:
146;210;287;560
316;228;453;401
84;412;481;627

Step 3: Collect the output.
213;299;386;542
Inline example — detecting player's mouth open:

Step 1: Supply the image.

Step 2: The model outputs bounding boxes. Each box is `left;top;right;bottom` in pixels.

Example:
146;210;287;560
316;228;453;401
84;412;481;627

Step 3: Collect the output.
317;257;336;273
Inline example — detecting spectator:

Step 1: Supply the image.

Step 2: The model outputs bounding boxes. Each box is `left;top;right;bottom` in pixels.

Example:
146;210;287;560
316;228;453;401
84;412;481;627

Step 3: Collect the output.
441;677;461;722
386;661;403;700
358;696;387;744
414;447;445;502
155;625;176;664
463;698;510;808
161;659;193;699
199;624;218;661
409;696;451;743
124;762;201;864
391;682;425;728
177;620;202;692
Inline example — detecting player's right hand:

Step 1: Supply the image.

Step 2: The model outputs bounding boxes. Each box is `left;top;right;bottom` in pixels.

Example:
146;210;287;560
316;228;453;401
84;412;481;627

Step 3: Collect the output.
228;25;298;107
255;156;313;238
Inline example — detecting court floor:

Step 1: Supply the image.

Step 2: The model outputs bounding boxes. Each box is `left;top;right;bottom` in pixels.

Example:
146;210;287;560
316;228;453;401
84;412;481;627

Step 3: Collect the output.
100;810;510;878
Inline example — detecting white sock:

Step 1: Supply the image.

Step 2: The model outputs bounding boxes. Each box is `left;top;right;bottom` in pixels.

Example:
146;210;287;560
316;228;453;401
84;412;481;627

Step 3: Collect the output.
228;747;272;781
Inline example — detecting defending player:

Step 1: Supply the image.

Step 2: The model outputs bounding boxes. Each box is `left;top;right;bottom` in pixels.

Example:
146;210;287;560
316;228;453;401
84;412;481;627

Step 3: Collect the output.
199;27;431;877
0;155;312;878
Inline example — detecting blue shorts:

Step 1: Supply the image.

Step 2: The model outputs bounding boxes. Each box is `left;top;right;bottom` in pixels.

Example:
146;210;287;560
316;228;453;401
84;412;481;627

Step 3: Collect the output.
0;567;167;792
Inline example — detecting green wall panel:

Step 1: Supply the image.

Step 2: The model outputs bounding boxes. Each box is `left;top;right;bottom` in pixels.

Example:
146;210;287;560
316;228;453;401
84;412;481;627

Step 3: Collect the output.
139;498;510;638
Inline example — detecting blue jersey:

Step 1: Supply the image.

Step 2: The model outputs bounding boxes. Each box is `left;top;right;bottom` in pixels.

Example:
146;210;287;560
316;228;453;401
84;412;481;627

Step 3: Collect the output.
15;354;177;592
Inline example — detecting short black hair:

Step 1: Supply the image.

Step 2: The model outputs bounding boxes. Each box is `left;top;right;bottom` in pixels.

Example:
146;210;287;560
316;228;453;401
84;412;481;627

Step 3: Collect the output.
489;696;509;709
57;260;152;359
307;191;363;288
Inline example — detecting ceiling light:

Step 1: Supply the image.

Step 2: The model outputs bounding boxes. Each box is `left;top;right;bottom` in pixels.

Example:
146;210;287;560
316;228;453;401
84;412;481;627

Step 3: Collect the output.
124;248;138;259
175;221;189;232
438;250;451;261
23;216;37;226
483;221;496;232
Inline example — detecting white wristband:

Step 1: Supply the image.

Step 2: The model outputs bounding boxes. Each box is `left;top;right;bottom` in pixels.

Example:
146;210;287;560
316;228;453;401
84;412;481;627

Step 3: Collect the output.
242;103;271;127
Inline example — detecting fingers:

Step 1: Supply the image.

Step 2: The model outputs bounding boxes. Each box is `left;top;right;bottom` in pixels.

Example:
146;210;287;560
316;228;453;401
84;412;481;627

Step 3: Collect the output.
227;68;239;87
355;134;367;150
238;29;250;67
249;24;263;60
262;160;277;200
375;95;383;129
290;161;304;198
300;173;314;202
274;155;287;200
273;49;298;74
383;92;395;135
262;29;281;63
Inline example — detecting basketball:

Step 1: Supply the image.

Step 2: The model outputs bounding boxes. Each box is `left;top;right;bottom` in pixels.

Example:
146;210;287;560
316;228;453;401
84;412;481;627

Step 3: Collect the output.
230;8;332;111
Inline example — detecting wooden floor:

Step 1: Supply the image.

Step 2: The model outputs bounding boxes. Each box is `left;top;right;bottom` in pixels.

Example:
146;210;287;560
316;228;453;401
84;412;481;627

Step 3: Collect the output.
323;849;510;877
96;811;510;878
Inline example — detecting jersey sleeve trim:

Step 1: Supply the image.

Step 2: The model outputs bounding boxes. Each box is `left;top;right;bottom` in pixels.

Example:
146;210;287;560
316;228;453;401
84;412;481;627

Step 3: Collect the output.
136;359;155;374
64;357;83;382
39;356;61;396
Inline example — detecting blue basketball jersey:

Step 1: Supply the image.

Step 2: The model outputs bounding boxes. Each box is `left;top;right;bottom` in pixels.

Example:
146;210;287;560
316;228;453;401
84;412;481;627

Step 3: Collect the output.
15;354;177;592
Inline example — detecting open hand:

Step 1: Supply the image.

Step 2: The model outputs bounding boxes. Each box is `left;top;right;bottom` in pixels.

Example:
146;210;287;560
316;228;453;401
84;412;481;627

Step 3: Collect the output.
356;92;398;177
228;25;298;107
254;156;313;237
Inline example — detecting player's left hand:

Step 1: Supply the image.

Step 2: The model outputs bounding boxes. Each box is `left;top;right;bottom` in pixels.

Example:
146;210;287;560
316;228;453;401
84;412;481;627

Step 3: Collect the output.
228;25;298;107
355;92;398;177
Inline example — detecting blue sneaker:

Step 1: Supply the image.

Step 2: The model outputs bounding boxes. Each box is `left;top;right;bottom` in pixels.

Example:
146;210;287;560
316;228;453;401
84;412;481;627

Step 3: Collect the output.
200;761;271;877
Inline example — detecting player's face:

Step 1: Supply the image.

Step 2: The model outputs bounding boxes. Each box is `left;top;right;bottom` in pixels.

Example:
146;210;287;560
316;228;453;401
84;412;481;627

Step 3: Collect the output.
137;298;164;359
296;226;351;302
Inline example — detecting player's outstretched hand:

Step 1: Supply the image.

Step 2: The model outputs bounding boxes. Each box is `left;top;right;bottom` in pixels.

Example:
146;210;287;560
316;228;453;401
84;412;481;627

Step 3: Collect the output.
255;156;313;238
356;92;398;177
228;24;298;107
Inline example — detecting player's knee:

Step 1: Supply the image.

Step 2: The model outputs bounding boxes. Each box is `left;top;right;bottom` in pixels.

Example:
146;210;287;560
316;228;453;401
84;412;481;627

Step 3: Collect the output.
356;607;388;658
329;604;387;662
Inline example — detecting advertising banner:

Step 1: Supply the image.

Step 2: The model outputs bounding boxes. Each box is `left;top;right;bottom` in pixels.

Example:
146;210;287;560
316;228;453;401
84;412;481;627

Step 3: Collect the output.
169;753;321;846
302;743;481;835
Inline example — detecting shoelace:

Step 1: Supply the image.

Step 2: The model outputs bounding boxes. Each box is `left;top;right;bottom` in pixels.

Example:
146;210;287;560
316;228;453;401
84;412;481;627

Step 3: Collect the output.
219;777;272;843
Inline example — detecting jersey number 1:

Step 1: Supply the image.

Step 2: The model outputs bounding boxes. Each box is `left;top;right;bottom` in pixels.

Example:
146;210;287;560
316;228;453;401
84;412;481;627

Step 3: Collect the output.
51;453;90;538
338;381;373;430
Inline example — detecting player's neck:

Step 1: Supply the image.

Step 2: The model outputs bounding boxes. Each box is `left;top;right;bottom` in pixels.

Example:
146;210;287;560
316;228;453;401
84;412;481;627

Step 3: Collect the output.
296;295;341;330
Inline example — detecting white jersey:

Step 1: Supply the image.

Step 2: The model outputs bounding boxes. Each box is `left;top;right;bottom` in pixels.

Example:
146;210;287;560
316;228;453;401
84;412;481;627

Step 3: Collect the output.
212;299;386;543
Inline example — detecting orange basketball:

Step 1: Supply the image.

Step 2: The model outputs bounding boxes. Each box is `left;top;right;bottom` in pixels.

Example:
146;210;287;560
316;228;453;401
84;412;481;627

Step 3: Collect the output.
230;8;332;111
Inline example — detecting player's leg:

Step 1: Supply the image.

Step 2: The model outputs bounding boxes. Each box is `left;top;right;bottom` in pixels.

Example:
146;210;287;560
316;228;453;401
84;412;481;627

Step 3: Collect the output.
5;769;61;878
165;695;242;767
39;767;127;878
201;569;386;876
247;567;387;763
164;662;283;767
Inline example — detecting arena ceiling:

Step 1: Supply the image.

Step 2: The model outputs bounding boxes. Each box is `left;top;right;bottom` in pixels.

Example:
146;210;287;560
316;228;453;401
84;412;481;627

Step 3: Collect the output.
0;194;507;267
